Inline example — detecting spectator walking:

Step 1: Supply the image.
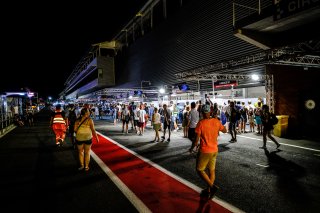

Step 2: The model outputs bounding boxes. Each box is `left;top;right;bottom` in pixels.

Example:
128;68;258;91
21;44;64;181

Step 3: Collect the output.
67;104;78;149
148;103;155;127
247;101;255;132
188;102;199;142
121;104;130;134
225;101;239;142
152;107;161;142
161;104;172;142
239;102;248;133
260;104;281;150
171;103;179;131
182;105;190;138
133;105;140;133
158;103;164;131
112;105;117;125
74;108;99;171
189;104;226;199
254;101;263;134
129;102;135;130
137;104;147;135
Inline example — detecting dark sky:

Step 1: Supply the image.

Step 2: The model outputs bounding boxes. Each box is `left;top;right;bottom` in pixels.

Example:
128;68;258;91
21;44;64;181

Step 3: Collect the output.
1;0;148;100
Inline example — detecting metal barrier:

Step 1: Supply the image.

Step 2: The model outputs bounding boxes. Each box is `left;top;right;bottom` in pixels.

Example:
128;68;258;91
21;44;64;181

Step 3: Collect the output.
0;112;15;136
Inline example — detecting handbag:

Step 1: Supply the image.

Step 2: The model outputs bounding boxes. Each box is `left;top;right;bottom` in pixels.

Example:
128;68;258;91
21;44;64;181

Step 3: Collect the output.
74;118;88;137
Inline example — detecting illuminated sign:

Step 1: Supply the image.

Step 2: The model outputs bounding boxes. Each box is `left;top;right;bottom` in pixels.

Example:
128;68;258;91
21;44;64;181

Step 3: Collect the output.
214;80;238;88
273;0;320;21
178;83;190;91
27;92;34;98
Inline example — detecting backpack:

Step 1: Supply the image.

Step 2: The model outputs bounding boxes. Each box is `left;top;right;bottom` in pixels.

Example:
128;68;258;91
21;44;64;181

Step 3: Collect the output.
270;114;278;125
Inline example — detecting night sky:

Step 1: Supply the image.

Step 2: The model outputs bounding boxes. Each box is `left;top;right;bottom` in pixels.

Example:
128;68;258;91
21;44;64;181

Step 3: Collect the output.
1;0;148;100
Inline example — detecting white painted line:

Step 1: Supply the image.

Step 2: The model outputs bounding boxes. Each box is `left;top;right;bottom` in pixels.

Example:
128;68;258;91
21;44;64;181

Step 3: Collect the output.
94;132;245;213
238;135;320;152
212;197;246;213
91;151;152;213
0;125;17;139
256;164;269;168
237;135;263;141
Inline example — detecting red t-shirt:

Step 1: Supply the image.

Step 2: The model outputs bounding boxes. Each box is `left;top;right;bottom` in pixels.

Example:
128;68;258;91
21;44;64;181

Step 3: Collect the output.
195;118;225;153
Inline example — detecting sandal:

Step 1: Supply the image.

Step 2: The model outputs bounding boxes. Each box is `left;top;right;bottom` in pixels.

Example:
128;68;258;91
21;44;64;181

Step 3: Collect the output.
209;184;219;199
84;167;89;171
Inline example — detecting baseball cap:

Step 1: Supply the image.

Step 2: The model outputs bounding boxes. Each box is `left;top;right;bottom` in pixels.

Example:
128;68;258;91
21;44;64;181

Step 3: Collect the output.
202;104;211;113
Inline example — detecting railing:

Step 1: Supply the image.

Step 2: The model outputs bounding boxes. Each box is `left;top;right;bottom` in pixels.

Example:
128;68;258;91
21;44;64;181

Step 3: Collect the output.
0;112;15;136
233;0;261;27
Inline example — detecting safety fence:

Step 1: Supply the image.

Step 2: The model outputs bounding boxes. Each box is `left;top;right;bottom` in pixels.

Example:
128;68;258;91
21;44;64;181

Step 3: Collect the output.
0;112;15;137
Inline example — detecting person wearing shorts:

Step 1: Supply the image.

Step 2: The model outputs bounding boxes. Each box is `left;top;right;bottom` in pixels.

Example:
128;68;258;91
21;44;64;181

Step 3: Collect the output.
74;108;99;171
152;107;161;142
137;104;146;135
161;104;171;142
189;104;226;199
121;104;130;134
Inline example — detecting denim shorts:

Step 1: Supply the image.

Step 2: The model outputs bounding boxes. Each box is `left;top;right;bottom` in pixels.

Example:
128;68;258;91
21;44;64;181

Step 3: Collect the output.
76;139;92;145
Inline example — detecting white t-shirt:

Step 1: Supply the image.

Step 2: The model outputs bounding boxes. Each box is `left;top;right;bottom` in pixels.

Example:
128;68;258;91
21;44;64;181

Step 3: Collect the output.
134;109;139;121
188;108;199;128
138;109;146;123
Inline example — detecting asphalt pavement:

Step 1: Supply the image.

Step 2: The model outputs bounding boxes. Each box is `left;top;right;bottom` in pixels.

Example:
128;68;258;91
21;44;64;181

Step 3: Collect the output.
1;109;319;213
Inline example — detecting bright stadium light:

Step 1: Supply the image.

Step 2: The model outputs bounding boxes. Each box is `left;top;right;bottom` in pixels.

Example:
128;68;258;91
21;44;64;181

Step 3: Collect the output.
251;74;259;81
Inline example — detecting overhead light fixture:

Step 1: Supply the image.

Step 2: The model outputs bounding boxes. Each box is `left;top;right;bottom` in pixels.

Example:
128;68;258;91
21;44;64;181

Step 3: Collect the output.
251;74;259;81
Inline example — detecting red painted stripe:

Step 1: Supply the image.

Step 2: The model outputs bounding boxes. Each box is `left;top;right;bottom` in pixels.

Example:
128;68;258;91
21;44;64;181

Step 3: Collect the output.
92;135;232;213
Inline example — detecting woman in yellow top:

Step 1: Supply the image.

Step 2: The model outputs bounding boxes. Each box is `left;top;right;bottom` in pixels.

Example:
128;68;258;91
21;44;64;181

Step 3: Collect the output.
74;108;99;171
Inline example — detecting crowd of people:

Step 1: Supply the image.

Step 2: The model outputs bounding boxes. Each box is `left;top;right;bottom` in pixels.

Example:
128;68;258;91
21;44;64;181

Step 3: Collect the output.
55;98;279;148
49;98;280;199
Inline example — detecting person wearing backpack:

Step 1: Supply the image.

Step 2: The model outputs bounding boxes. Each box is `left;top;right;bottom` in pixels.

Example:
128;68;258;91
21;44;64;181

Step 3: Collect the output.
260;104;280;150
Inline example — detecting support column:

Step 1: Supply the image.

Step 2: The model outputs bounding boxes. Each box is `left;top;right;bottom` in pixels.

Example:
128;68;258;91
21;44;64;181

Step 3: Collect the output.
265;74;274;113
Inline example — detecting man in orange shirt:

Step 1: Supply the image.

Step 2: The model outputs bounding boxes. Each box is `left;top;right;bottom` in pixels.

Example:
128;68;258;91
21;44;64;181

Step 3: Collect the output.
189;104;226;199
